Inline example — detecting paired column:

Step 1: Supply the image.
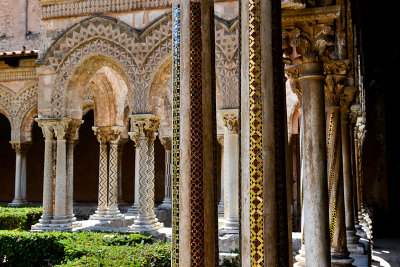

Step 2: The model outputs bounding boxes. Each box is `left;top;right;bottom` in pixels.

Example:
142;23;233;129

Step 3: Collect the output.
241;0;289;265
90;126;125;220
219;109;239;234
32;118;81;231
159;137;172;209
117;139;128;205
172;1;218;265
9;141;31;206
324;74;353;265
128;114;163;232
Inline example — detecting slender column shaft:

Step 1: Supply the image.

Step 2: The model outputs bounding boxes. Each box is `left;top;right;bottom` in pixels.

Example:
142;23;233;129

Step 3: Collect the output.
117;141;126;204
108;140;119;212
41;138;55;223
14;151;22;201
146;134;156;218
134;147;140;211
220;110;239;233
353;129;361;213
66;141;76;220
98;142;108;214
160;136;172;208
342;120;354;229
172;1;217;265
21;153;27;200
300;58;331;267
136;135;150;219
53;138;67;220
218;137;225;214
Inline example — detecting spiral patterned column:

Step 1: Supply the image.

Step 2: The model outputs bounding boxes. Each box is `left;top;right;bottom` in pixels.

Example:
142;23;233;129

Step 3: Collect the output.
325;75;353;266
108;140;120;215
129;114;162;232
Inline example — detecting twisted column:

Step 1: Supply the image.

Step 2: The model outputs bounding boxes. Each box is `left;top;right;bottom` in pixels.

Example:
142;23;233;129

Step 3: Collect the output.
9;142;31;206
324;74;353;266
91;126;124;220
159;137;172;209
129;114;162;232
220;109;239;234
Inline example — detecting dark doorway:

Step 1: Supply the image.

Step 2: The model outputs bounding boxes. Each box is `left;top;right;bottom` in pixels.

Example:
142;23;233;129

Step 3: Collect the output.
0;114;15;202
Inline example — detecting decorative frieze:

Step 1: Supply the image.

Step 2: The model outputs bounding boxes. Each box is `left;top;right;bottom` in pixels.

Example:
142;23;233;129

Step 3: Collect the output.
0;68;37;82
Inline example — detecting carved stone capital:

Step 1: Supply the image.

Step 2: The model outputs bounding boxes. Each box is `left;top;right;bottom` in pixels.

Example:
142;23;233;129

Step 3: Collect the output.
160;137;172;151
323;59;351;75
324;74;347;107
219;109;239;134
340;87;356;121
35;118;55;140
128;114;161;143
285;64;302;99
10;141;32;155
217;135;224;147
52;119;83;140
93;126;123;144
282;0;306;10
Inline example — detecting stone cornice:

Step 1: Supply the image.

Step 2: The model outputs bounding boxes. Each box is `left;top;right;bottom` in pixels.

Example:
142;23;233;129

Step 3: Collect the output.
282;6;341;27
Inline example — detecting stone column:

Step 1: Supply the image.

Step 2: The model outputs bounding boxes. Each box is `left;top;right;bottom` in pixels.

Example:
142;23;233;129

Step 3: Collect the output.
9;142;31;206
91;126;125;220
217;136;225;215
117;139;128;205
341;89;364;254
241;0;289;265
32;119;81;231
126;138;140;215
159;137;172;209
172;1;218;265
66;140;78;222
129;114;163;232
32;120;55;229
324;74;353;266
220;109;239;234
299;55;330;266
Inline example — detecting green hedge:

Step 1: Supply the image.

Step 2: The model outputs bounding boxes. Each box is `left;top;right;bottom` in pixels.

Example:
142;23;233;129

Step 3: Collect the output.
0;230;170;266
0;207;42;230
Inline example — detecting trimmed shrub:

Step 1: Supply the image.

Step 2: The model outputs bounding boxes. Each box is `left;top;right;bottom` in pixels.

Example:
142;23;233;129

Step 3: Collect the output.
0;230;170;267
0;207;42;230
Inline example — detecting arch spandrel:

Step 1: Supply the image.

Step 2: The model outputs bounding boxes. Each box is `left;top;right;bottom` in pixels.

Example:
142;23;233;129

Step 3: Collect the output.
37;14;174;117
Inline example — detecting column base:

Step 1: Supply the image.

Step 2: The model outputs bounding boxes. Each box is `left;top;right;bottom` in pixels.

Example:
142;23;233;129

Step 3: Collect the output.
8;199;28;207
31;218;80;232
294;245;306;267
331;250;354;266
346;229;364;254
125;205;139;216
129;216;163;232
220;219;239;234
89;208;125;221
158;199;172;210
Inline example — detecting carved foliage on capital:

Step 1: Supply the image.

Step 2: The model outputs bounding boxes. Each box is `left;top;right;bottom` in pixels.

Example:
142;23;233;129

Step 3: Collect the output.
93;126;123;144
219;109;239;134
129;115;161;144
282;25;336;63
10;141;32;155
349;104;361;125
324;75;346;107
36;118;83;140
284;64;302;99
160;137;172;151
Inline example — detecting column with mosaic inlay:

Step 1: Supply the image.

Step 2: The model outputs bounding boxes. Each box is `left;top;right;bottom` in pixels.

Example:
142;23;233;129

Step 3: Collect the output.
324;71;353;266
172;0;218;265
341;88;365;254
129;114;163;232
219;109;239;234
241;0;289;265
9;141;31;207
91;126;125;220
159;137;172;209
